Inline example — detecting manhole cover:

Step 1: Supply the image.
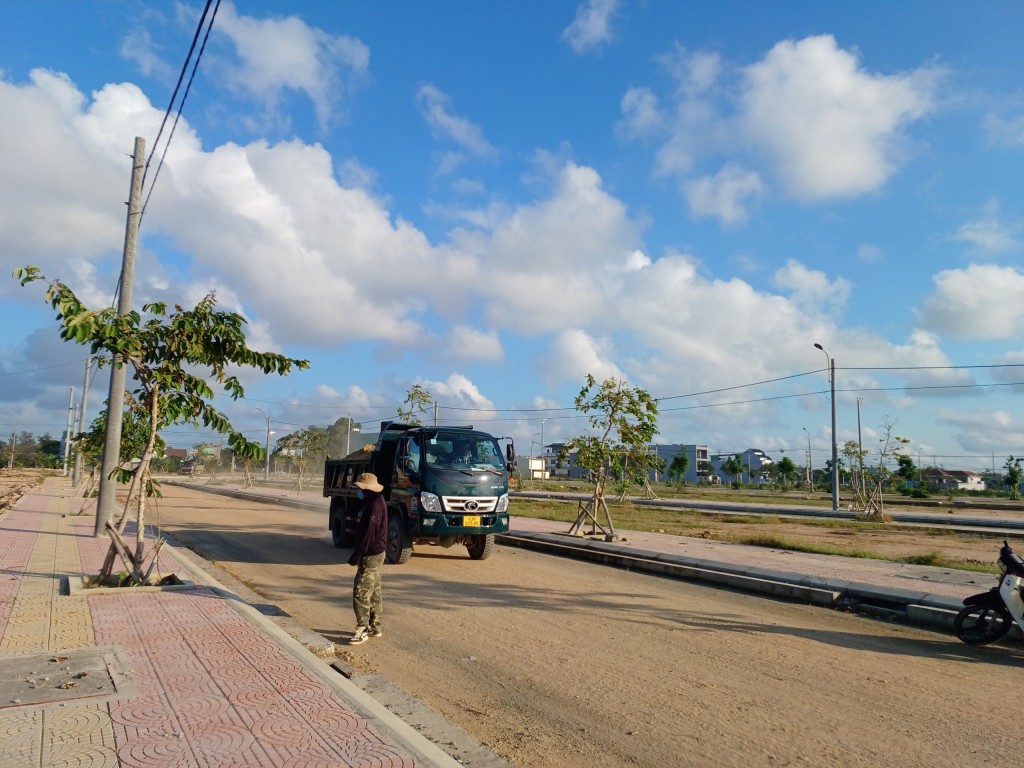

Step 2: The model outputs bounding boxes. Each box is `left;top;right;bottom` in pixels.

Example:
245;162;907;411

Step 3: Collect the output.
0;647;134;709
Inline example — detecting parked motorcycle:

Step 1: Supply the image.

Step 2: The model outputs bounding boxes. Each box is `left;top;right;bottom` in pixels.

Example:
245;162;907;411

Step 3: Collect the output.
954;539;1024;645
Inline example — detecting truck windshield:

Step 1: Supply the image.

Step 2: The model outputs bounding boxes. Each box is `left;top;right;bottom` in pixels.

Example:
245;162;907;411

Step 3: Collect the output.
424;434;504;472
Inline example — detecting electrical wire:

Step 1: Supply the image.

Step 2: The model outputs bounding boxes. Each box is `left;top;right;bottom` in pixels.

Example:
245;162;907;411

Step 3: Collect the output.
140;0;222;220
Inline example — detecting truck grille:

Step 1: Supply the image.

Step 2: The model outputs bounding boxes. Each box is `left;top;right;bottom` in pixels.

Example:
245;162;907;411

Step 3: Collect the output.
443;496;499;513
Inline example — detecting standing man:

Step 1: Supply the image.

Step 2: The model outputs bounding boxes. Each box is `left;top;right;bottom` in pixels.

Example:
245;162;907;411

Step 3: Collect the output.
348;472;387;644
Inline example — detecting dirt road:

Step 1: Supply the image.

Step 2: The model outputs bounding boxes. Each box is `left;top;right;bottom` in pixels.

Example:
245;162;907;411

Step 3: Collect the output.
151;485;1024;767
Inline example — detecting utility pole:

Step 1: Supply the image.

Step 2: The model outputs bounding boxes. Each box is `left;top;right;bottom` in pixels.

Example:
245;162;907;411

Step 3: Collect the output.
95;136;145;537
73;357;95;486
63;387;75;476
856;396;864;500
264;414;272;482
6;432;15;470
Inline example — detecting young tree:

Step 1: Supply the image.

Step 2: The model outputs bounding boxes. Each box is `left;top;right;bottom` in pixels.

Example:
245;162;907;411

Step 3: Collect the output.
558;375;658;539
1004;456;1023;501
841;439;869;506
668;451;690;488
861;416;909;520
16;266;308;584
895;454;917;488
775;456;798;489
397;384;433;426
722;454;744;486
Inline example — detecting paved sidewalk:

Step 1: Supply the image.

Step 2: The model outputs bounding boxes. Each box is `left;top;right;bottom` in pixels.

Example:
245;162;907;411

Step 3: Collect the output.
0;477;460;768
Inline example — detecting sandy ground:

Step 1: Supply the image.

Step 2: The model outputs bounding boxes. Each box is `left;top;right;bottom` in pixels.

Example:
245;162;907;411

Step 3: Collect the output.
126;485;1024;768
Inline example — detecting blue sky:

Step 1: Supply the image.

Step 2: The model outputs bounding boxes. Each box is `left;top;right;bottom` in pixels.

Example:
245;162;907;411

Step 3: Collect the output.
2;1;1023;473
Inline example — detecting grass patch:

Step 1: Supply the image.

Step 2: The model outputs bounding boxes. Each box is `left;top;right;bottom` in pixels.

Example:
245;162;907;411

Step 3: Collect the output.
896;552;998;573
730;534;882;559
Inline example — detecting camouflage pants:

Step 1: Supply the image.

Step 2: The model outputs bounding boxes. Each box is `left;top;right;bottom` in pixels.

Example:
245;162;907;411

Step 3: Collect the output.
352;552;385;629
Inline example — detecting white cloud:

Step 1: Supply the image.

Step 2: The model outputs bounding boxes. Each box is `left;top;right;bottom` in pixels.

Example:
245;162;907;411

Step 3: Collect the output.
984;113;1024;147
562;0;620;54
616;86;664;140
119;28;175;81
741;35;937;200
541;329;626;386
770;260;851;317
212;1;370;130
448;325;504;362
421;373;496;412
953;202;1018;253
684;163;764;224
919;264;1024;339
857;243;884;263
417;84;498;162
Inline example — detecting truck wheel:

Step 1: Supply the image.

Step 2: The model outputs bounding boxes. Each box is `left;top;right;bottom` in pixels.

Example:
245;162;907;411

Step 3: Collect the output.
466;534;494;560
330;499;352;549
386;514;412;564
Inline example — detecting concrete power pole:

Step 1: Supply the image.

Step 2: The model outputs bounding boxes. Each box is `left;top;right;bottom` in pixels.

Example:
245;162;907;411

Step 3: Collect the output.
94;137;145;537
73;357;95;487
63;387;75;477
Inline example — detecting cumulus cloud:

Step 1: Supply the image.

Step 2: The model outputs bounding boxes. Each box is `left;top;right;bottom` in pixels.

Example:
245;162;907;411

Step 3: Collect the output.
421;373;496;411
562;0;620;54
212;1;370;130
919;264;1024;339
621;35;938;219
684;163;764;224
770;260;851;317
447;325;504;362
616;86;664;140
541;329;627;386
741;35;937;200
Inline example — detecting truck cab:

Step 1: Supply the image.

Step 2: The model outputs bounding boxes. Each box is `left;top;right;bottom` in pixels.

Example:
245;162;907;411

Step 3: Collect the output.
324;422;513;563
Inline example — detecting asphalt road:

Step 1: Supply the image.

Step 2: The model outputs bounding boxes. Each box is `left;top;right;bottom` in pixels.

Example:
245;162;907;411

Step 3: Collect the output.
152;484;1024;768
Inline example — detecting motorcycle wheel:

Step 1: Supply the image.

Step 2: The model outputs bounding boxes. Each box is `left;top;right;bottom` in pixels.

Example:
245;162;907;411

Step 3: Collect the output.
954;604;1013;645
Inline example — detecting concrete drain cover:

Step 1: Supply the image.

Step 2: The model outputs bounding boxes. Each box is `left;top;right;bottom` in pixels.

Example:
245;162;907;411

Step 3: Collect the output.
0;647;134;709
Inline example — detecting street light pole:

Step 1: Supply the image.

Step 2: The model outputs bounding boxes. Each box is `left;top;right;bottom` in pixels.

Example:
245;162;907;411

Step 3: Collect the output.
814;343;839;511
539;418;546;481
255;408;272;482
802;427;812;488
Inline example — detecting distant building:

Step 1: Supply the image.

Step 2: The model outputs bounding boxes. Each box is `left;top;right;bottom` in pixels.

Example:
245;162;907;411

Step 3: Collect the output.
709;449;774;484
922;468;986;492
650;444;711;484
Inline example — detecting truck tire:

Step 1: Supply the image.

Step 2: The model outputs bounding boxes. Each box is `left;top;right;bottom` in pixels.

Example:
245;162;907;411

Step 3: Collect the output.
466;533;494;560
330;498;353;549
386;513;412;565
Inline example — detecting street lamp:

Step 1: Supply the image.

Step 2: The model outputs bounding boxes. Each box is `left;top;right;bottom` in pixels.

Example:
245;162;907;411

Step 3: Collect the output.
344;415;361;457
255;408;273;482
539;419;546;481
802;427;812;488
814;343;839;510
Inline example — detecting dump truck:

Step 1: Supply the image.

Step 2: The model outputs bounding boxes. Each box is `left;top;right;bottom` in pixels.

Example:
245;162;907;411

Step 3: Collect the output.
323;421;514;563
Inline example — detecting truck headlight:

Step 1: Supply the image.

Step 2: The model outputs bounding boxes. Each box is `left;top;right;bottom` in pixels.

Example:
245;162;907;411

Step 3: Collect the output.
496;493;509;513
420;492;442;512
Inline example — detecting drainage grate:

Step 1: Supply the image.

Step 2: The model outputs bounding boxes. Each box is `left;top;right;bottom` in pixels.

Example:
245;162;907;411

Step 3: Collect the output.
0;647;134;709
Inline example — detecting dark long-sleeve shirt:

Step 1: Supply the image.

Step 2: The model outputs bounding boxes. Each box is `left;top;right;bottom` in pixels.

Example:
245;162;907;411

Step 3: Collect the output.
353;492;387;559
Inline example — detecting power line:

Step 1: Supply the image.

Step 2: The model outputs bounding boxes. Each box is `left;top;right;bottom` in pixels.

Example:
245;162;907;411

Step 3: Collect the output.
140;0;222;221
